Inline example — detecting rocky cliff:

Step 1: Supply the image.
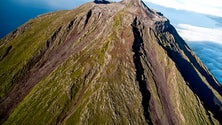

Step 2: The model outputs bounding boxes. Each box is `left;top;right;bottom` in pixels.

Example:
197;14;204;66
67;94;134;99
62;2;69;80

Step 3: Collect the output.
0;0;222;124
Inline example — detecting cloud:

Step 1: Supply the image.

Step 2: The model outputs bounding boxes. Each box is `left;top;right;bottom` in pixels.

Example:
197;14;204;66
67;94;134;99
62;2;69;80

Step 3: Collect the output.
188;42;222;84
176;24;222;43
145;0;222;17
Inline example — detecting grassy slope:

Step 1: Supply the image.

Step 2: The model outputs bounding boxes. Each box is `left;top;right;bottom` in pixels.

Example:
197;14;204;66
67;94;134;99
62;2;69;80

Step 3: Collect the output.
0;11;65;98
0;2;93;99
1;2;221;125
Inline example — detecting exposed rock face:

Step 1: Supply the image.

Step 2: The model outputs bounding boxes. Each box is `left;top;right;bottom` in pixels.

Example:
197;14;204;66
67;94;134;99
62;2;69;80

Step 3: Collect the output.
0;0;222;124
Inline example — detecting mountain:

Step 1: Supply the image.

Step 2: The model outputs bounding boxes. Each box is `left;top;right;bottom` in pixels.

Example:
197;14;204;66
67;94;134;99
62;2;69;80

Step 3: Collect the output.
0;0;222;124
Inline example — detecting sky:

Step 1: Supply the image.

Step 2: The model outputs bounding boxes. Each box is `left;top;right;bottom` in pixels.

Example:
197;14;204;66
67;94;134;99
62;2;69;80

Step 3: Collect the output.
144;0;222;44
0;0;222;84
146;0;222;18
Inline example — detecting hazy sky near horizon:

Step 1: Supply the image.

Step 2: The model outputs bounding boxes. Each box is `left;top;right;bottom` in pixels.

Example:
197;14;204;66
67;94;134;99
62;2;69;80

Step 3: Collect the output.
146;0;222;18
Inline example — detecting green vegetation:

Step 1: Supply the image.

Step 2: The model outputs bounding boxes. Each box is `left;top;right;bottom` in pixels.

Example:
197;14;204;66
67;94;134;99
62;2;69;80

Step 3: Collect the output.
95;41;110;65
1;1;222;125
0;12;65;98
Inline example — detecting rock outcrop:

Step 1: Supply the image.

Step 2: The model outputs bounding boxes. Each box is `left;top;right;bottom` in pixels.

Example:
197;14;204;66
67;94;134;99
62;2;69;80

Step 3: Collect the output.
0;0;222;124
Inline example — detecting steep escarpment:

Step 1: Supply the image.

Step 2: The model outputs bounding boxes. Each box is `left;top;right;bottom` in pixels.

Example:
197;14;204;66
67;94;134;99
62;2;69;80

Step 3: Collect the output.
0;0;222;124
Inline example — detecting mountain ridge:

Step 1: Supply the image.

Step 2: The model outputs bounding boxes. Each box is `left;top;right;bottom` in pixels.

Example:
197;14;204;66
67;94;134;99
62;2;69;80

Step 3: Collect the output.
0;0;222;124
